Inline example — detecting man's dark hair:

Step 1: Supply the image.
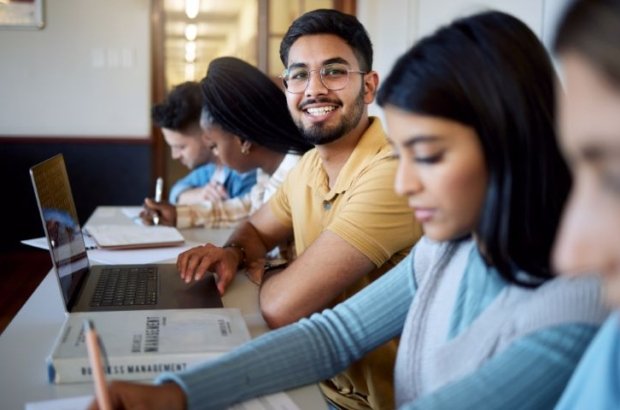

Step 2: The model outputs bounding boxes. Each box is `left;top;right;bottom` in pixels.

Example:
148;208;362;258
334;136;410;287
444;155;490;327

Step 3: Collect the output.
151;81;203;131
279;9;373;72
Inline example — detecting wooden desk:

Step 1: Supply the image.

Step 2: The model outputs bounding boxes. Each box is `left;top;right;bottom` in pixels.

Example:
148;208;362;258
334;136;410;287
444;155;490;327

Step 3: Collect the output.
0;207;326;409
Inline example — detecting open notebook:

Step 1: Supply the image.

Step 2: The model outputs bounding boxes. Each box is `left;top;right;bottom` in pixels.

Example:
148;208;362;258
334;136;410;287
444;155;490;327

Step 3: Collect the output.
85;224;185;249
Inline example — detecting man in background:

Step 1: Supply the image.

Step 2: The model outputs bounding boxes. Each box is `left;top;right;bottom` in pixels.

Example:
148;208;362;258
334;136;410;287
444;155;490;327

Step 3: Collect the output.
152;81;255;205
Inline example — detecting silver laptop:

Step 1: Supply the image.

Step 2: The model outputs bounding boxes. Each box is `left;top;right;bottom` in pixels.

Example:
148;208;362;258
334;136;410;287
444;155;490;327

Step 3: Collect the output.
30;154;222;312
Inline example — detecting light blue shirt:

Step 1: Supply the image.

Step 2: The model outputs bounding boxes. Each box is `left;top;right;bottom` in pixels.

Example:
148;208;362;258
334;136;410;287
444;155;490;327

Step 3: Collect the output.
168;164;256;204
157;241;602;409
556;311;620;410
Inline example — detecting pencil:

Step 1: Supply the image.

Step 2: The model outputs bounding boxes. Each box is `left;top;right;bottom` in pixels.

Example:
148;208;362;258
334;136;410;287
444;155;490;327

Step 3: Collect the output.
84;319;112;410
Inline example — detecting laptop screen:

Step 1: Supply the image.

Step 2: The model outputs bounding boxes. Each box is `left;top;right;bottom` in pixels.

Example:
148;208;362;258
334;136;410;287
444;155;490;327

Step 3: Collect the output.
30;154;90;309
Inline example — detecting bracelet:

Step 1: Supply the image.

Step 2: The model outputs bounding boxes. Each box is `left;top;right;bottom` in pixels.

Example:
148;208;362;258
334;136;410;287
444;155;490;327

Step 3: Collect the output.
223;243;246;268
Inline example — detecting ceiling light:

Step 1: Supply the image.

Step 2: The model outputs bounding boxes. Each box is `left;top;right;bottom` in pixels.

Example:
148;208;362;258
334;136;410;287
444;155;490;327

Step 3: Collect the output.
185;41;197;63
185;0;200;19
185;63;196;81
185;24;198;41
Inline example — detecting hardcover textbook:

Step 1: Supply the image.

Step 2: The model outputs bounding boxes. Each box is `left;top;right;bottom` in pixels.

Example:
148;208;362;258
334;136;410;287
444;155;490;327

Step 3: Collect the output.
47;308;251;384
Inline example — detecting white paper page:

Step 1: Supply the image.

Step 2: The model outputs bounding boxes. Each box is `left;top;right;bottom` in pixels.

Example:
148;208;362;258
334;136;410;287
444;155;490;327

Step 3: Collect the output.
22;235;97;251
26;392;300;410
85;225;184;248
121;206;144;225
25;395;91;410
21;237;52;251
229;392;301;410
88;241;201;264
21;237;201;264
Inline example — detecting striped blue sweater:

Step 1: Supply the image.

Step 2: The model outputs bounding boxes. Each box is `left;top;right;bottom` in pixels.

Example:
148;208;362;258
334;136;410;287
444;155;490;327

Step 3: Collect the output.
158;237;608;409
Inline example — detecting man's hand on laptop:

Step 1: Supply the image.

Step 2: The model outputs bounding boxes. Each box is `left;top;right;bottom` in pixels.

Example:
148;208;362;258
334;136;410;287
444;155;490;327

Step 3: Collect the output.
177;243;242;295
140;198;176;226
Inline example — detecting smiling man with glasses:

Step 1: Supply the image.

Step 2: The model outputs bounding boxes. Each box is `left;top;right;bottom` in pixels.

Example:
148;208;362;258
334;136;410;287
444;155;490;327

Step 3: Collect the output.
175;9;421;409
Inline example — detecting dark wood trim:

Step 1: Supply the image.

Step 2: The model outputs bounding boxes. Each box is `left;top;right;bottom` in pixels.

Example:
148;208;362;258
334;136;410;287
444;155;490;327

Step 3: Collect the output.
0;136;151;145
257;0;269;73
335;0;357;15
150;0;166;184
260;0;356;76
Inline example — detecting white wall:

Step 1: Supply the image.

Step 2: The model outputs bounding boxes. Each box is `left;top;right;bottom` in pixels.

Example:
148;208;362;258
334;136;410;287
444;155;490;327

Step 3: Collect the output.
0;0;151;137
357;0;572;120
0;1;573;137
357;0;415;121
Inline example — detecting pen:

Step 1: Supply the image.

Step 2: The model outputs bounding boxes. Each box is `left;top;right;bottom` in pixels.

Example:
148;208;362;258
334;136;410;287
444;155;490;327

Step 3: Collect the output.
84;319;112;410
153;176;163;225
213;165;227;186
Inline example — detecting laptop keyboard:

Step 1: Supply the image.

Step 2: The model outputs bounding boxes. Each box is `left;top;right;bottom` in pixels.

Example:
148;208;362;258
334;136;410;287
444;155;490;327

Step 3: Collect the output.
90;267;159;307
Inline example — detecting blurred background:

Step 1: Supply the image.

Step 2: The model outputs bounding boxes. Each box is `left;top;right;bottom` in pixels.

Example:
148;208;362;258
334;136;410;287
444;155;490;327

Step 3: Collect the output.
0;0;568;271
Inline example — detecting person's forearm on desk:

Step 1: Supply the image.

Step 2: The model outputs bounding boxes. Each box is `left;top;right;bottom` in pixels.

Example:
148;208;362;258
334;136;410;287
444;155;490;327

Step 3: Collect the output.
259;230;375;328
159;261;411;410
177;183;229;205
176;187;207;205
175;195;253;229
88;252;413;410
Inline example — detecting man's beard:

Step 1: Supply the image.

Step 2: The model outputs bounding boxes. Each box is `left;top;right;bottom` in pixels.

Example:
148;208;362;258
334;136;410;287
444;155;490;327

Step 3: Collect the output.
297;88;365;146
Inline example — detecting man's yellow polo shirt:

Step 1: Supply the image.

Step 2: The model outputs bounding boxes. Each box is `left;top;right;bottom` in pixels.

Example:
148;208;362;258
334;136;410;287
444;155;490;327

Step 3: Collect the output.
269;117;422;410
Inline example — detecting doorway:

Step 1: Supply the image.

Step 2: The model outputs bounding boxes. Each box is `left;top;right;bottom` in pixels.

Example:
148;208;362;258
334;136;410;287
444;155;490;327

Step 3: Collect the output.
150;0;356;186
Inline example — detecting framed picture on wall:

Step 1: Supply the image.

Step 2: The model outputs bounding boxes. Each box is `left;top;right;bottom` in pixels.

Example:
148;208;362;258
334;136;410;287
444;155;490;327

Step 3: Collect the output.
0;0;44;30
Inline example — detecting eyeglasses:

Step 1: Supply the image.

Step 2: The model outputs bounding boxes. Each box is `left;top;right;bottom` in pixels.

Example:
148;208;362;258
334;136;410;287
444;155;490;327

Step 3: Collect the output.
280;63;367;94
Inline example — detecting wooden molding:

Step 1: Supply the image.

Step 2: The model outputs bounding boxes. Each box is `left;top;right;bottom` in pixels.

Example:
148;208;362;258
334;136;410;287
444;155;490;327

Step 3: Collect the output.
150;0;166;184
0;136;151;145
335;0;357;15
